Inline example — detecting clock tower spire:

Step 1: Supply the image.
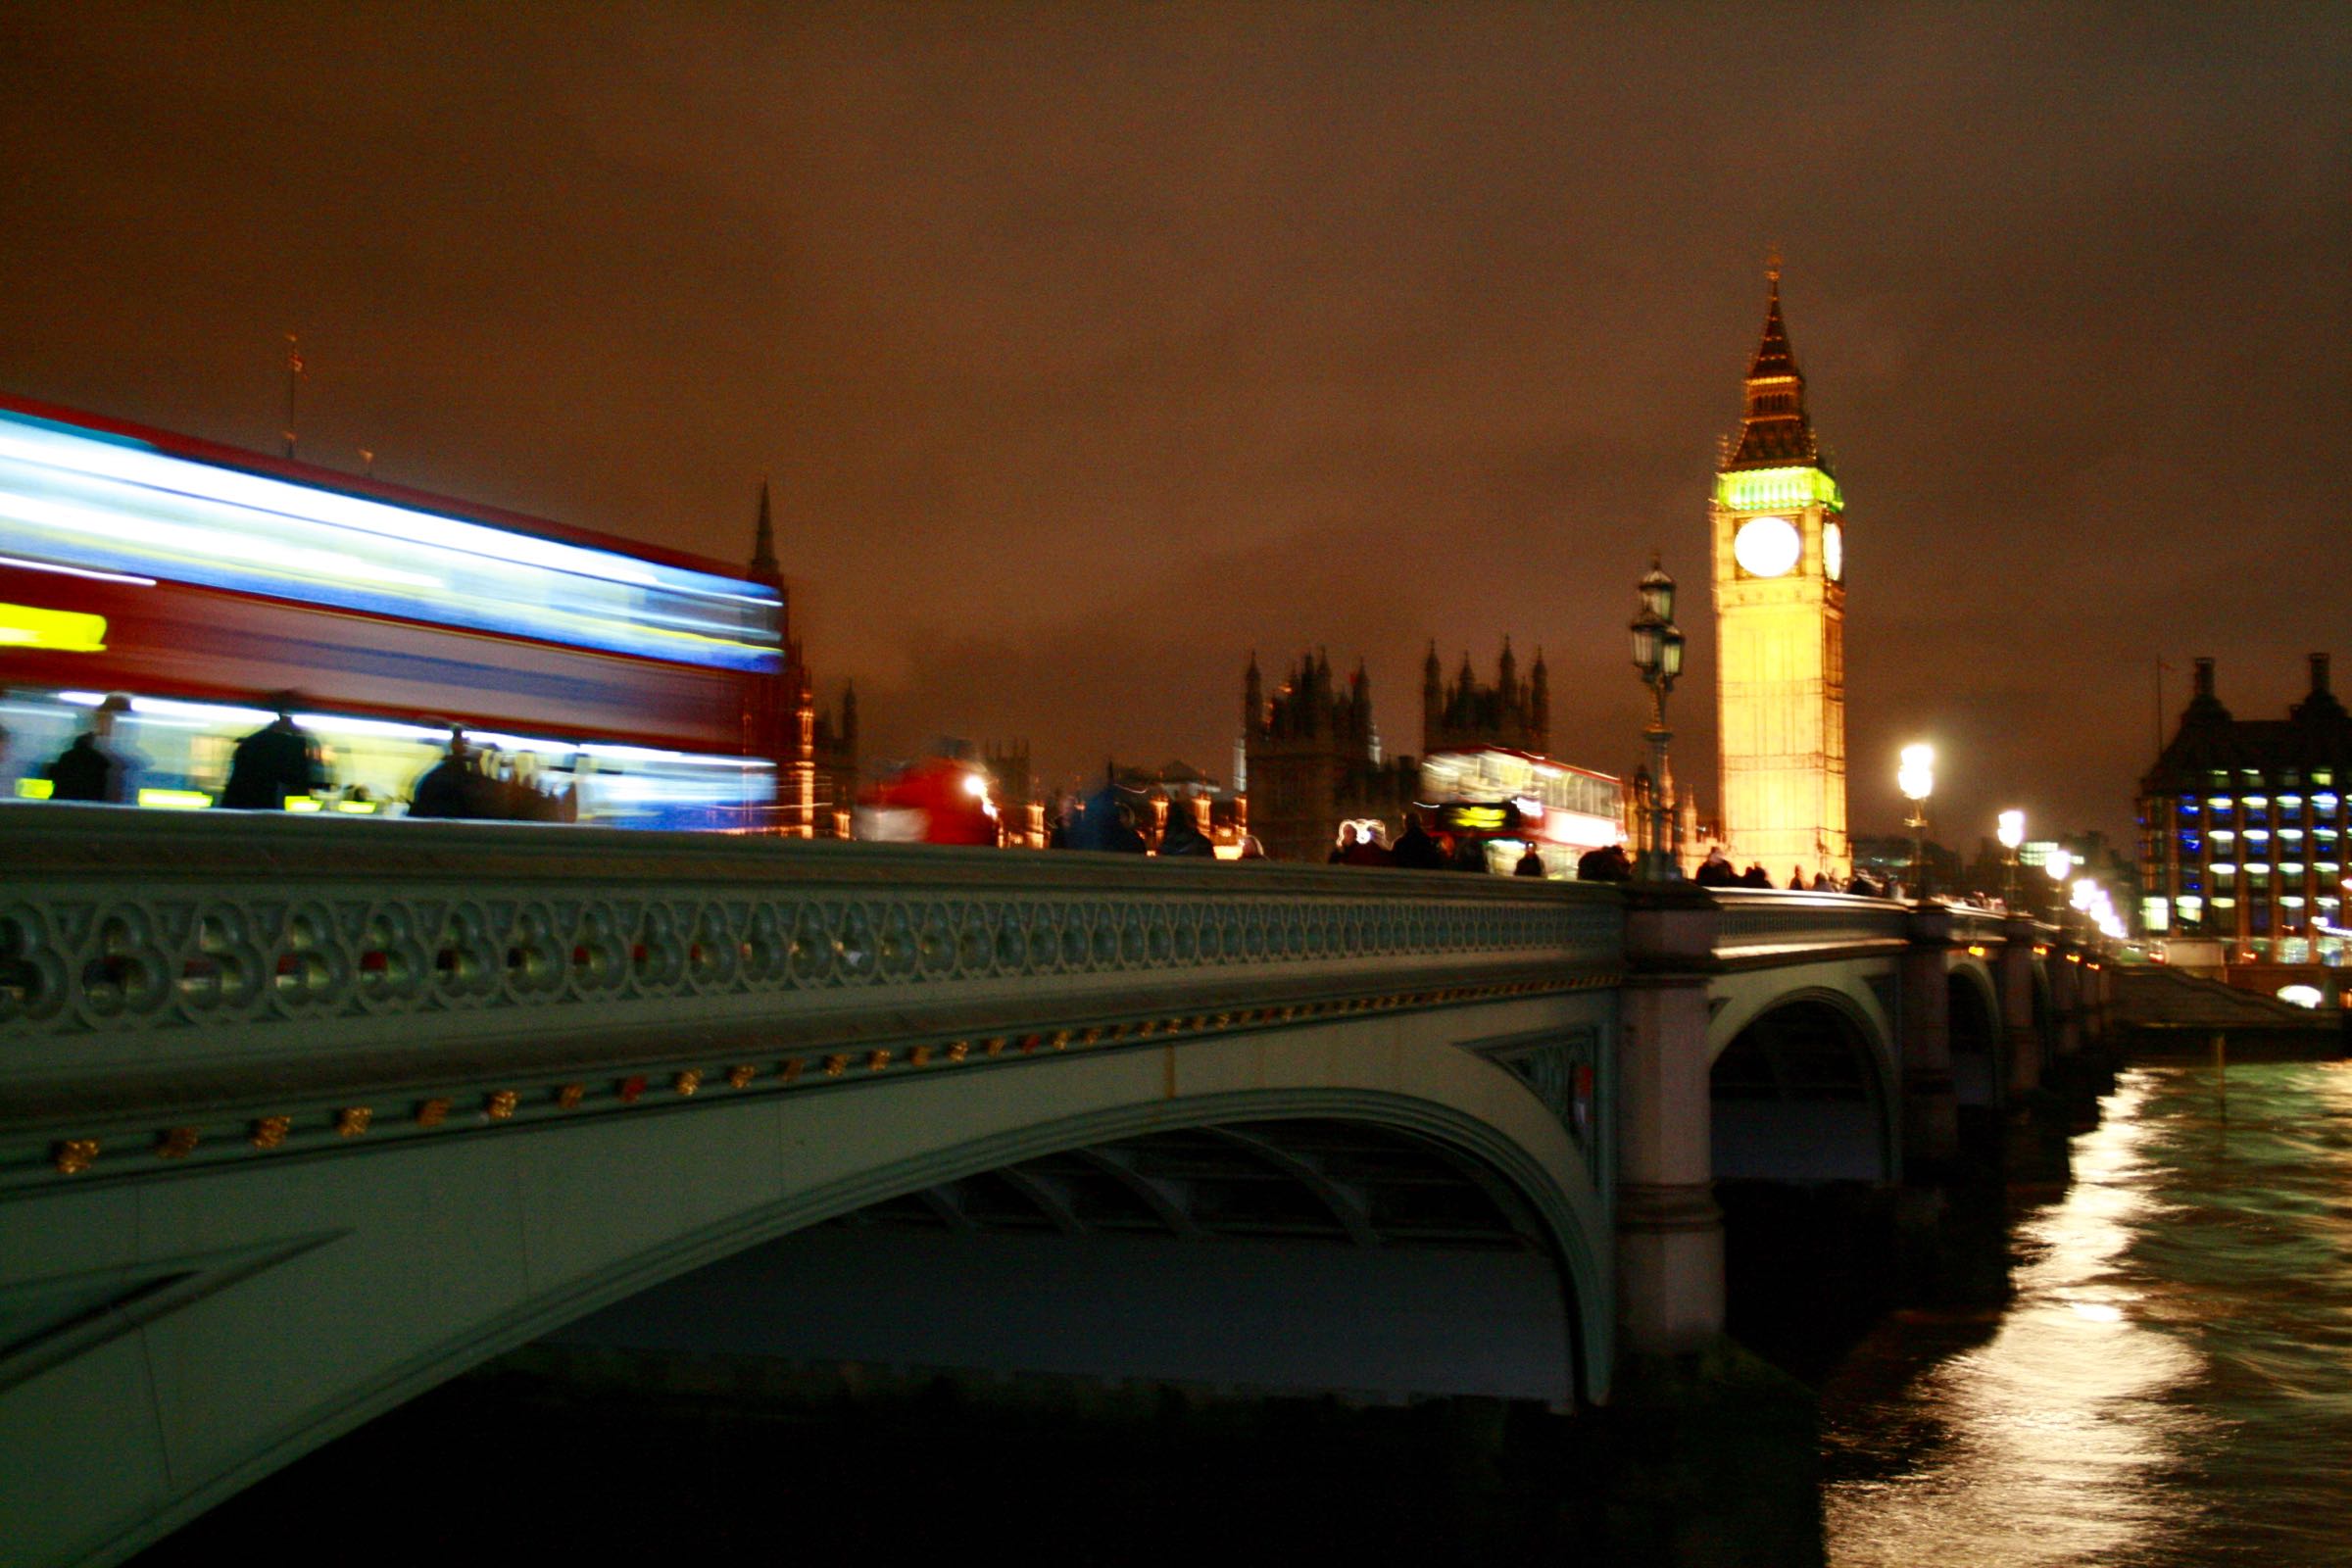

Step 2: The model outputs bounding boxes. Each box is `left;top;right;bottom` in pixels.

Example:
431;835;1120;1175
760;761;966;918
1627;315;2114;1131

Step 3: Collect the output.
1711;264;1849;879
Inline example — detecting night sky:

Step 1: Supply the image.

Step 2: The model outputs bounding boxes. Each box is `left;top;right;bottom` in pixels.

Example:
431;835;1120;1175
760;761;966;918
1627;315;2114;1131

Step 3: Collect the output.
3;4;2344;849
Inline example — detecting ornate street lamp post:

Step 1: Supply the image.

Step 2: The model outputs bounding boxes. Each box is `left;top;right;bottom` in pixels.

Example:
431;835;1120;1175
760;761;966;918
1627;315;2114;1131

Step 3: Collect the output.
1629;558;1686;881
1898;743;1935;897
1996;808;2026;907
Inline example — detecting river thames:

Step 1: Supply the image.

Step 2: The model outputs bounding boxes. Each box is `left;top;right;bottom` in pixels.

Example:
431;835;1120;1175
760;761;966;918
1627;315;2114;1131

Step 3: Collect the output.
1822;1060;2352;1567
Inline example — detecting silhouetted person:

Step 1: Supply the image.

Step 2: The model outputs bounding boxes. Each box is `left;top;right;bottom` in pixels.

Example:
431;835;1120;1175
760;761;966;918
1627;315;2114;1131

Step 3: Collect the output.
1391;816;1447;869
1156;802;1214;857
1328;824;1356;863
1236;835;1267;860
1514;843;1546;877
410;732;488;819
1812;871;1834;892
1740;861;1773;888
44;695;135;804
1578;842;1633;882
1846;869;1881;898
1064;784;1146;852
1789;866;1808;890
220;692;325;809
1694;846;1737;887
1342;822;1395;867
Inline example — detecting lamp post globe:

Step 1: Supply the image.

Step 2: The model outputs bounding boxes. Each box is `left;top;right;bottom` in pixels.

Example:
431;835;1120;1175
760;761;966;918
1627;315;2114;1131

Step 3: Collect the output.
2043;846;2074;922
1898;743;1935;897
1996;808;2026;906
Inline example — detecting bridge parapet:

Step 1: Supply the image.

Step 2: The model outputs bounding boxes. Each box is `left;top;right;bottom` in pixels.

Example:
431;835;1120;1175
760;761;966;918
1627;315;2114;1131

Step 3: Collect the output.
0;806;1625;1186
1942;904;2017;949
1708;889;1911;964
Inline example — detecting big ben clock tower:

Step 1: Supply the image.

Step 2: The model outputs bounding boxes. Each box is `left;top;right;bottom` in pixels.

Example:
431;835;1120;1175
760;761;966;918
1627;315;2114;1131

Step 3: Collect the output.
1711;265;1849;878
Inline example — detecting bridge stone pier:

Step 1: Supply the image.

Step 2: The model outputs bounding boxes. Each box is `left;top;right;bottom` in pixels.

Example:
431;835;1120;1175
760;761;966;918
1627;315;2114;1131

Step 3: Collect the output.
0;807;2103;1566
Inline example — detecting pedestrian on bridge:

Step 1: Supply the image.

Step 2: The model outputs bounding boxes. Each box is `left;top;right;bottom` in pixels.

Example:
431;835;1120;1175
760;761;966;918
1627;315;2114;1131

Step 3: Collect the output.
43;694;137;805
409;731;490;819
1391;813;1448;869
220;692;326;809
1577;842;1632;881
1156;801;1214;857
1341;822;1395;866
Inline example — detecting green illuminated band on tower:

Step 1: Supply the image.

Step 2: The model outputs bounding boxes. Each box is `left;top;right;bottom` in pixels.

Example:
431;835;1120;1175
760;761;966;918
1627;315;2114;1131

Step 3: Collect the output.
1712;465;1841;513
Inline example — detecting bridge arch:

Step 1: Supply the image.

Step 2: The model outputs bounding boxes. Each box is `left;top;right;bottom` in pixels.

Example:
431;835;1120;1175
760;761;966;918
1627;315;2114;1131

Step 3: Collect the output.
0;1011;1608;1568
553;1103;1596;1415
1706;989;1897;1183
1946;958;2003;1109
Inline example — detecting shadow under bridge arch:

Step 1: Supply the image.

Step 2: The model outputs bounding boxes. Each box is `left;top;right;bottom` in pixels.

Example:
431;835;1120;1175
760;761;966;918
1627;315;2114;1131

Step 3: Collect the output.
1709;993;1896;1183
552;1102;1605;1409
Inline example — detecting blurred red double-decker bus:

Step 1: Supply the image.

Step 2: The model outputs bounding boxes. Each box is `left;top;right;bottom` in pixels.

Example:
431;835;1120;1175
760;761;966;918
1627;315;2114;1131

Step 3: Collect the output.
1419;745;1625;876
0;394;783;827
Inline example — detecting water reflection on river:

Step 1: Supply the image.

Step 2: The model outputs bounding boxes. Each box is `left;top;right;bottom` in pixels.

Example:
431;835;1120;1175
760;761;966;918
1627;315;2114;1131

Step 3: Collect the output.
1822;1061;2352;1567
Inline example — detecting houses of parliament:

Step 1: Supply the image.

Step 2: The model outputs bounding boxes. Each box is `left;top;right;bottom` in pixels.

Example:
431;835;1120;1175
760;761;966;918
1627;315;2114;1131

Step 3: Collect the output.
1239;268;1853;871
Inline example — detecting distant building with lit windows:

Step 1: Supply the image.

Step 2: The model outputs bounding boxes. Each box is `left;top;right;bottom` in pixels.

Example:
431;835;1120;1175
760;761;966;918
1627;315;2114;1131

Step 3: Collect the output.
2137;654;2349;980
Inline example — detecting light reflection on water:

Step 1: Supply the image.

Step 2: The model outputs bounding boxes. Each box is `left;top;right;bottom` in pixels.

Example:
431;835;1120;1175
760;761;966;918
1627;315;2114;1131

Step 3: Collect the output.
1823;1061;2352;1568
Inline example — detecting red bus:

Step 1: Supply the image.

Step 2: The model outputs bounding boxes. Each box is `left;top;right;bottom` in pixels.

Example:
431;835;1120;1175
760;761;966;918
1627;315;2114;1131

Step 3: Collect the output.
0;394;785;828
1418;746;1626;876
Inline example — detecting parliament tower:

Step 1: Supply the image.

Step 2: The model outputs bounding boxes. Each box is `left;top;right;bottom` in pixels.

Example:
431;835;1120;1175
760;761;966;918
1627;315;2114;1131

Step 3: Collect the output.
1710;266;1849;877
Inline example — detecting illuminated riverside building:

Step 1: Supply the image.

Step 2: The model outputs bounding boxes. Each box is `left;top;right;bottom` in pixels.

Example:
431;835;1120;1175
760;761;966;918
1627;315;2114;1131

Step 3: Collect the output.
1710;267;1850;880
2138;655;2349;976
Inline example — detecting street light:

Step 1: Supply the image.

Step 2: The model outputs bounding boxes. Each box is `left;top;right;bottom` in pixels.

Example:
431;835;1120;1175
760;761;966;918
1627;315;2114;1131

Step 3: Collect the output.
2044;846;2074;922
1996;808;2026;906
1898;743;1935;896
1629;557;1686;880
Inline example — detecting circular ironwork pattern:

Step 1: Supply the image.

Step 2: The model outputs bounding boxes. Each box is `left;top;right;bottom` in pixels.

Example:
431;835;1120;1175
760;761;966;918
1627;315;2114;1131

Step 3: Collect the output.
0;886;1621;1039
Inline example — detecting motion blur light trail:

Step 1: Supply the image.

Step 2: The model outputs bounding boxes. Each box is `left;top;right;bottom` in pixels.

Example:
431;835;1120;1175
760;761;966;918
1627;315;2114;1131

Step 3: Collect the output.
1824;1062;2352;1567
0;405;780;669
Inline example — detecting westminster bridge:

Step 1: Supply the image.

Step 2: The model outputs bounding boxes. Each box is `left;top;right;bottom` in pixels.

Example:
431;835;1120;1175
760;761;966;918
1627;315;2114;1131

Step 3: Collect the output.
0;806;2110;1566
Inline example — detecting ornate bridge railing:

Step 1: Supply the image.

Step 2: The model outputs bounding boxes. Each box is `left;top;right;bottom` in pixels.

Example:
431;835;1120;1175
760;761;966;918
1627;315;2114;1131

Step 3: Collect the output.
0;805;1626;1190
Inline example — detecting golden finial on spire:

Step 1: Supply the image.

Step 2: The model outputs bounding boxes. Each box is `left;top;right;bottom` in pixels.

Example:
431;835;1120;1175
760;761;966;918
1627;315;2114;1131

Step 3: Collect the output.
1765;244;1783;283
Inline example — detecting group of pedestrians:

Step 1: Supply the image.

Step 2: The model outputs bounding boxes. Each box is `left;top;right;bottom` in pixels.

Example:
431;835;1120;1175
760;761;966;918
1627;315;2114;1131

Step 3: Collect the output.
24;691;568;822
1692;844;1889;896
408;731;578;822
1048;782;1236;857
35;692;325;808
1321;817;1636;881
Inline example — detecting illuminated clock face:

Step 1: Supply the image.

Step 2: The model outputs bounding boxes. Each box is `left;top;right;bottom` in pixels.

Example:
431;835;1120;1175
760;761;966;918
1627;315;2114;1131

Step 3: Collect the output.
1824;520;1844;581
1734;515;1801;578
